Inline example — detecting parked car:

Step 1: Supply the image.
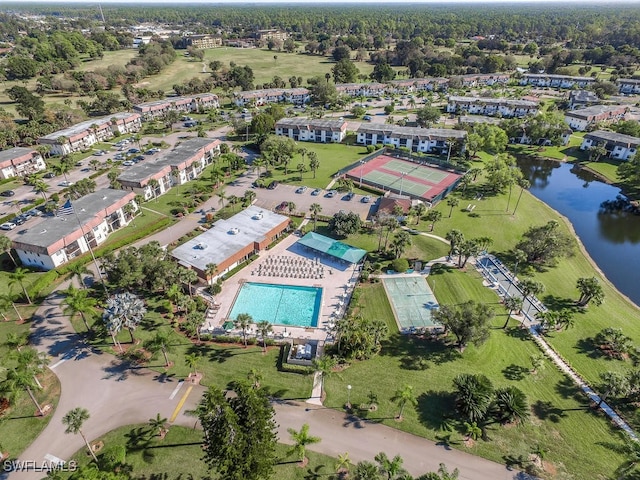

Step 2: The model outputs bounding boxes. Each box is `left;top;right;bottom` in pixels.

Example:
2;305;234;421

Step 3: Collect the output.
276;201;288;211
75;161;83;167
311;188;321;196
93;150;107;156
43;172;55;179
361;195;372;203
267;181;278;190
0;190;15;197
27;208;42;217
114;154;125;161
296;186;308;194
363;115;372;121
184;120;198;127
122;160;135;166
0;222;16;230
127;148;140;154
132;155;145;162
13;216;25;225
145;148;159;155
344;192;355;201
59;181;74;187
325;190;337;198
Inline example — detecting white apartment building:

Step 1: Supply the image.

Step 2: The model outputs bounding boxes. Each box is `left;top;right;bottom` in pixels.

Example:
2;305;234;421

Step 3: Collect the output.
0;148;46;180
275;118;348;143
446;96;538;118
356;125;467;153
580;130;640;161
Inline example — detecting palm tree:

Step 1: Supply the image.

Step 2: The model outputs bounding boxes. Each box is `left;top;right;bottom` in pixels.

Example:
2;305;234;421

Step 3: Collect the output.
494;386;529;424
5;331;29;351
287;423;321;465
63;286;97;332
144;330;173;367
247;368;263;389
597;371;630;407
243;189;256;205
148;178;160;202
9;267;32;304
312;355;339;400
309;203;322;231
180;268;199;297
67;262;92;289
335;452;351;479
502;296;523;329
445;229;464;259
391;384;417;420
610;433;640;479
576;277;605;307
511;179;530;216
453;373;494;423
390;230;411;259
62;408;98;462
103;292;146;344
234;313;253;347
463;421;482;441
425;210;443;232
0;235;17;267
0;293;23;322
519;279;545;313
256;320;273;353
148;413;168;438
287;201;296;214
2;366;46;416
33;180;49;201
446;197;459;218
185;353;201;376
413;202;427;225
204;263;218;284
309;152;320;179
354;461;379;480
374;452;407;480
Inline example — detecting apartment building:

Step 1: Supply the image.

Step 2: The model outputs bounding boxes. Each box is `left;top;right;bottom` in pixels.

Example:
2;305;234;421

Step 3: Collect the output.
580;130;640;160
117;138;221;200
0;148;46;180
617;78;640;95
133;94;219;121
458;73;511;87
564;105;627;131
12;189;137;270
38;113;142;156
356;125;467;153
335;83;387;98
446;96;538;117
520;74;596;89
233;88;310;107
275;118;348;143
184;34;222;49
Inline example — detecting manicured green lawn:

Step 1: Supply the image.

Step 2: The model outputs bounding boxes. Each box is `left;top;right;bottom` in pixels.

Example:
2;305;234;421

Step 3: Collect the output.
581;159;621;184
264;143;370;190
58;424;339;480
326;272;626;479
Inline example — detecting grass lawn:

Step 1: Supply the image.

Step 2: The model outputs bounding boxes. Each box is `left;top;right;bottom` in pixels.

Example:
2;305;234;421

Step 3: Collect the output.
263;143;370;190
58;424;339;480
74;294;313;401
581;159;621;184
325;271;626;479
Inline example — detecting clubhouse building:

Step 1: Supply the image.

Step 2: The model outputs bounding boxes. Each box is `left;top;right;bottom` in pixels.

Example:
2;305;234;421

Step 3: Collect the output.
12;189;138;270
171;206;290;282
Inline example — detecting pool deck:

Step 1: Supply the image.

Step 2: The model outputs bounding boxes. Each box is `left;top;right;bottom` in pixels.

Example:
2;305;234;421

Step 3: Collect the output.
202;232;360;342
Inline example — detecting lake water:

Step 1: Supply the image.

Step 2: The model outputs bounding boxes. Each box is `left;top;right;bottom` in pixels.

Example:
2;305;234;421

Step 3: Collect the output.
517;158;640;307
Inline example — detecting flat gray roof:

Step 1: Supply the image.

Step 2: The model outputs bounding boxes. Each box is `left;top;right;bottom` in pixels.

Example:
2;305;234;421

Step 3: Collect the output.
40;113;138;141
585;130;640;146
171;206;288;271
117;137;217;184
0;147;35;162
357;125;467;140
448;96;538;107
566;105;626;119
14;189;132;249
276;118;346;130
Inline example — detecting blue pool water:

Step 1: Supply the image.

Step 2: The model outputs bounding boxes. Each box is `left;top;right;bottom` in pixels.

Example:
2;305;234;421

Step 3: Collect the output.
229;283;322;327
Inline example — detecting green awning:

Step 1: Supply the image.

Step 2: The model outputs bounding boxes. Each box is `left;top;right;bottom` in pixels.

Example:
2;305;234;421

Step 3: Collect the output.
297;232;366;264
223;320;235;330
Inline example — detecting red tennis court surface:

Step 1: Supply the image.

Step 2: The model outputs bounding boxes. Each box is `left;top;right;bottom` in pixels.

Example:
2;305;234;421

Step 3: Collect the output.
345;154;462;202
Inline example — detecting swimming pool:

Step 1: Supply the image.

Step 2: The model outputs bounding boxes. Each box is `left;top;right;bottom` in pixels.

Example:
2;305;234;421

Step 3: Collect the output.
228;282;322;327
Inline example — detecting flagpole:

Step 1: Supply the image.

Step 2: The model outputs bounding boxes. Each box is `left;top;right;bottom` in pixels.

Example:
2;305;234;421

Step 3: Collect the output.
61;199;110;297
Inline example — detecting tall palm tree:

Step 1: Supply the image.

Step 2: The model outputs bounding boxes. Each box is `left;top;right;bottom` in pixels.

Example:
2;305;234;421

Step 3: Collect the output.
66;262;92;289
204;263;218;284
0;235;17;267
287;423;321;465
144;330;173;367
413;202;427;225
391;384;417;420
502;296;523;329
185;353;200;376
256;320;273;353
374;452;407;480
234;313;253;347
148;413;169;438
1;364;46;416
5;331;29;351
308;152;320;179
103;292;146;344
0;293;23;321
445;229;464;259
446;197;459;218
9;267;31;304
309;203;322;231
511;179;531;216
63;286;97;332
390;230;411;259
519;279;545;313
62;408;98;462
33;180;49;201
494;386;529;424
148;178;160;202
425;210;443;232
312;355;339;400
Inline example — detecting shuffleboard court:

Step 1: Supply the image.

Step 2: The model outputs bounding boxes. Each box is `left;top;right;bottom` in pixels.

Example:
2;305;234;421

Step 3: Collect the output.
345;153;462;202
382;276;440;332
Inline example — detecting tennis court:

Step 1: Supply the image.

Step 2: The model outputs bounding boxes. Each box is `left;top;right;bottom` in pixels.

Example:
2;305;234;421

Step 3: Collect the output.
382;276;441;332
345;154;461;202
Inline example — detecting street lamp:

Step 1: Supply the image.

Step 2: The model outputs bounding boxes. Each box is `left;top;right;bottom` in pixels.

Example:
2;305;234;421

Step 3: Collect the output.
399;171;407;196
346;384;352;409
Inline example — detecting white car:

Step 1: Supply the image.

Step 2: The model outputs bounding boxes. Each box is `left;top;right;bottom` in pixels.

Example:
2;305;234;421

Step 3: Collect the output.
59;181;74;187
122;160;135;166
0;222;16;230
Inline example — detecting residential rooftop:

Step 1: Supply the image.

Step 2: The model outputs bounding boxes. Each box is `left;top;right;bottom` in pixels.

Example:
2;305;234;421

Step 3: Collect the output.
357;125;467;139
0;147;35;163
275;118;347;130
585;130;640;145
565;105;626;119
40;113;138;141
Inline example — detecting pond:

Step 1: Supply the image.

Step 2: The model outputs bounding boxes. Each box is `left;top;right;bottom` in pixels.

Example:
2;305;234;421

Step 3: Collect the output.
517;157;640;307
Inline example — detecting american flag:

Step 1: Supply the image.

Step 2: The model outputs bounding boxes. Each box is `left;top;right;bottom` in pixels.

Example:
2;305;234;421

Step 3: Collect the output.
56;199;74;216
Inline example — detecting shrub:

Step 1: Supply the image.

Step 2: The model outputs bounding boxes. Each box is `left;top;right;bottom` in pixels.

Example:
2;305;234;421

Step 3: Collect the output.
98;444;126;471
391;258;410;272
